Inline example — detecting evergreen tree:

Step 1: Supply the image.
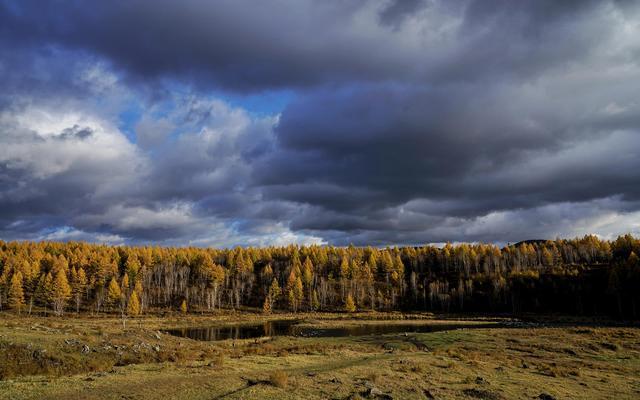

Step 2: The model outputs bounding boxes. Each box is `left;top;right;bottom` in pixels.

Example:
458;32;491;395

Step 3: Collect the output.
127;290;141;316
311;289;320;311
51;270;72;316
286;271;299;311
269;278;281;301
393;255;405;280
125;256;141;283
133;280;144;313
180;299;188;314
262;296;272;314
287;290;296;312
8;271;25;313
72;267;87;313
302;257;314;309
542;248;554;266
302;257;314;285
344;293;356;313
121;273;130;295
268;278;281;310
0;272;7;310
0;235;638;318
36;272;54;311
106;277;122;310
262;264;273;280
294;276;304;310
340;256;350;280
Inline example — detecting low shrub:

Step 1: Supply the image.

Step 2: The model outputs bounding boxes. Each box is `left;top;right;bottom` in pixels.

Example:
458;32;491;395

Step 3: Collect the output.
269;370;288;388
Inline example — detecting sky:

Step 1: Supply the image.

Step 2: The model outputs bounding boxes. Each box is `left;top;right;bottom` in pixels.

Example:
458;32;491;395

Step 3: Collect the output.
1;0;640;247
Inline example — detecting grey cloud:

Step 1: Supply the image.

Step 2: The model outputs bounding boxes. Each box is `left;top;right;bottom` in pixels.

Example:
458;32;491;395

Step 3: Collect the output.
0;81;297;245
2;1;634;91
0;106;144;236
1;0;640;246
58;125;93;140
379;0;427;27
135;116;174;149
137;98;276;204
293;198;640;246
253;52;640;242
261;77;640;210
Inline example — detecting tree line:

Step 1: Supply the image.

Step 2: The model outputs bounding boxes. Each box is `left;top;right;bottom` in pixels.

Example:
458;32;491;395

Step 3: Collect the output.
0;235;639;318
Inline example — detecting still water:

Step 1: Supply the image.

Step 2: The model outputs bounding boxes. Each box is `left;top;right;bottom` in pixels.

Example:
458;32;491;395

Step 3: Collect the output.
164;320;499;341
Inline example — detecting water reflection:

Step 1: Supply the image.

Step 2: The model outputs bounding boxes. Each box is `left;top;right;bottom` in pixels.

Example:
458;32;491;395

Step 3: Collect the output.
164;320;500;341
165;320;298;341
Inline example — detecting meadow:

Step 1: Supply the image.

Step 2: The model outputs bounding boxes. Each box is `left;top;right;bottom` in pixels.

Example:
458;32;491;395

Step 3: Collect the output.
1;311;639;399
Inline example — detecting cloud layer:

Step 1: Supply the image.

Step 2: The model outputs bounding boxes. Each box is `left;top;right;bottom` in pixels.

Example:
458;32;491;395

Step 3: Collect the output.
1;0;640;246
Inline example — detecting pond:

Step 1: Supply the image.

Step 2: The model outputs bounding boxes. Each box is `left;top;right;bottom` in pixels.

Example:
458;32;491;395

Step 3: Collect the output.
163;320;501;341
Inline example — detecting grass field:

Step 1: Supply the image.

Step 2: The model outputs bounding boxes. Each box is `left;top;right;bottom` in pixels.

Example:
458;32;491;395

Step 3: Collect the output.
1;312;639;399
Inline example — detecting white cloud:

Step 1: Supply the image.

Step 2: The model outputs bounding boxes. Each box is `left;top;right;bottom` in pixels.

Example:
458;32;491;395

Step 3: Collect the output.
38;226;126;245
0;105;143;180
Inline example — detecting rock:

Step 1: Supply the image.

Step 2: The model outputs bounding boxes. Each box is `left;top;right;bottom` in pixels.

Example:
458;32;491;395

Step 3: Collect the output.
364;385;393;399
538;394;556;400
423;389;435;399
475;376;488;385
81;345;90;354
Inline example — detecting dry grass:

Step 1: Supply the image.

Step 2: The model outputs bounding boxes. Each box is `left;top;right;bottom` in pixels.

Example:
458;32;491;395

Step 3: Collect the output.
366;371;380;384
269;370;289;388
0;312;639;399
209;353;225;368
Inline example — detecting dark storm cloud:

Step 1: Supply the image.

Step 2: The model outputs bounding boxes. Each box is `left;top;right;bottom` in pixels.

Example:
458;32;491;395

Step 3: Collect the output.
260;80;640;205
1;0;640;246
256;80;640;244
2;0;393;90
1;0;627;91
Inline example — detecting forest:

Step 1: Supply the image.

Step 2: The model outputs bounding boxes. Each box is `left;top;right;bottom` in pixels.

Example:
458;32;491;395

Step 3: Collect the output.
0;235;639;318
